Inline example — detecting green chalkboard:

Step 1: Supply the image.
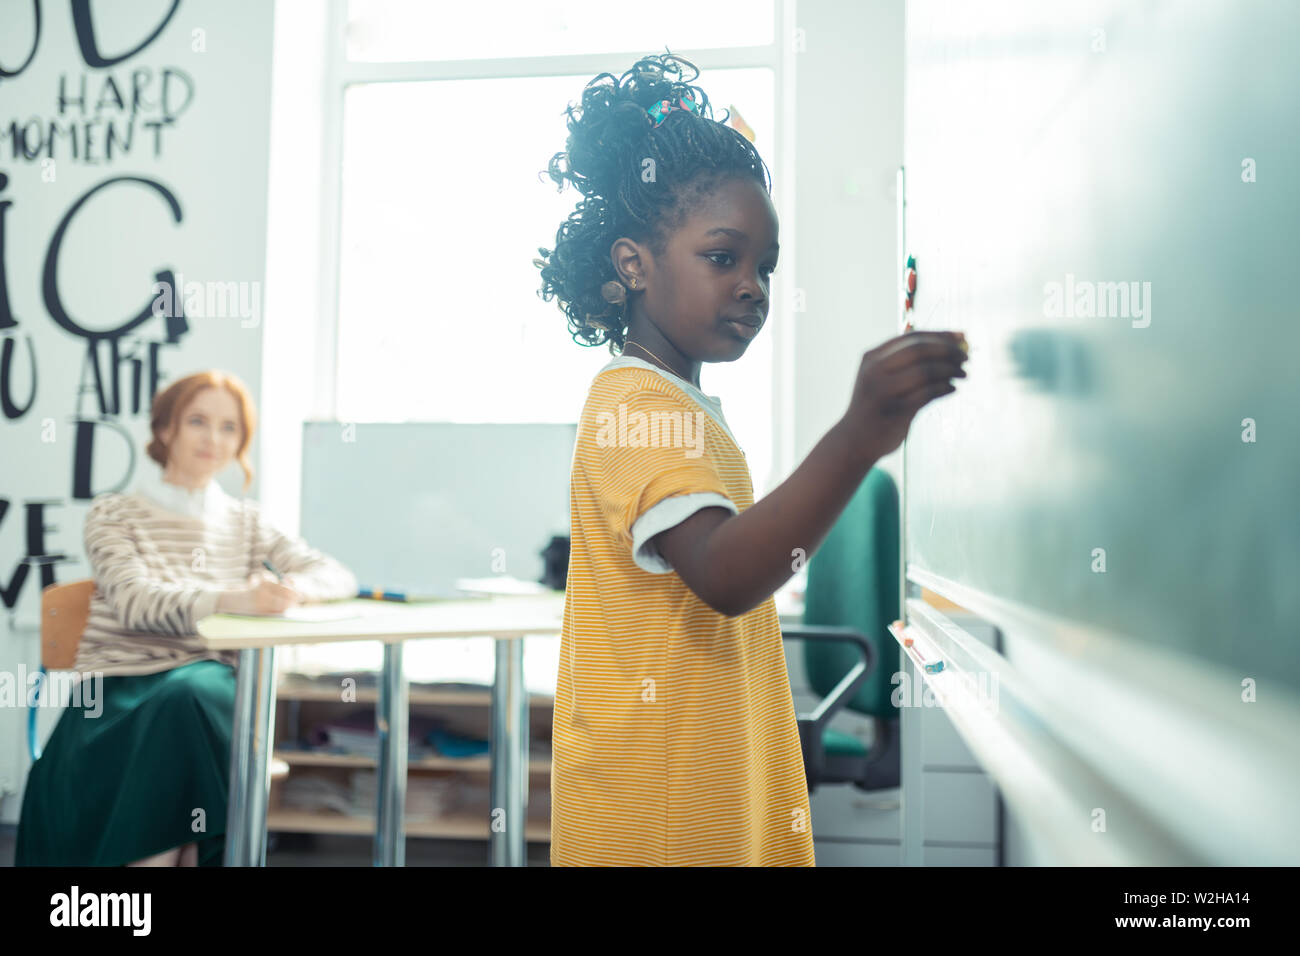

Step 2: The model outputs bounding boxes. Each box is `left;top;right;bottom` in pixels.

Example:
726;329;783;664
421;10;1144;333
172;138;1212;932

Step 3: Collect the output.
903;0;1300;688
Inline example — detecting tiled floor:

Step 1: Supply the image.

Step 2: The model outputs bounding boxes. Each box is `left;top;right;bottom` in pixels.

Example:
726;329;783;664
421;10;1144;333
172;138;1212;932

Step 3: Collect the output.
0;824;551;866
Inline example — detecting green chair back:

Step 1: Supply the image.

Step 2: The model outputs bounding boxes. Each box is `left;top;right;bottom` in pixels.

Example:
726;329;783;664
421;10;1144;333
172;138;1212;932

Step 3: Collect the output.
801;467;900;718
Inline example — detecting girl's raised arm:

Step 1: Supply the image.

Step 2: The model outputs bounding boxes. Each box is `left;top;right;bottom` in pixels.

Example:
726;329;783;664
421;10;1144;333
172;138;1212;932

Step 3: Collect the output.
655;331;965;616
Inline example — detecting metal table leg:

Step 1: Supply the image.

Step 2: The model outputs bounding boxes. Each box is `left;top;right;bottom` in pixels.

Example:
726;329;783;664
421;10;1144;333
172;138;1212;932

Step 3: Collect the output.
249;647;277;866
225;646;277;866
490;636;528;866
224;649;256;867
374;641;408;866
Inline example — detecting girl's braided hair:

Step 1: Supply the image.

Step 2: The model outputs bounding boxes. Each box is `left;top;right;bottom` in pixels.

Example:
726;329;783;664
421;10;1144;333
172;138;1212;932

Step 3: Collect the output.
534;51;772;353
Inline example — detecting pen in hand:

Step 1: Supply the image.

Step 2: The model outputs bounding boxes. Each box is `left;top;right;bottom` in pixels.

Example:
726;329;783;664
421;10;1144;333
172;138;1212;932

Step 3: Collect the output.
216;561;299;615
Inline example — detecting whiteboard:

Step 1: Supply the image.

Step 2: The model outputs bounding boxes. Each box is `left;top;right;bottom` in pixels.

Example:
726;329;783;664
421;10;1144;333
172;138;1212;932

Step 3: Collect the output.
902;0;1300;689
300;422;575;597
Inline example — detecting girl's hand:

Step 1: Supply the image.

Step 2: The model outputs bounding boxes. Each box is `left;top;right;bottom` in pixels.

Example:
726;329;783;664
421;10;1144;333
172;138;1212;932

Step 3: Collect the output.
841;330;967;461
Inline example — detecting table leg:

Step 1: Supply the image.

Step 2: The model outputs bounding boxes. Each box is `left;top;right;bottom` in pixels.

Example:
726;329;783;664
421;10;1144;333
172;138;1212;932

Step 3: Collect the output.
490;636;528;866
250;646;277;866
374;641;408;866
224;646;277;867
224;649;256;867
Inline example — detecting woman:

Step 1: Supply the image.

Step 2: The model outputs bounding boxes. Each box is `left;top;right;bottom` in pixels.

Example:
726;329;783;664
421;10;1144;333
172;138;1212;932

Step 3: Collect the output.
16;370;357;867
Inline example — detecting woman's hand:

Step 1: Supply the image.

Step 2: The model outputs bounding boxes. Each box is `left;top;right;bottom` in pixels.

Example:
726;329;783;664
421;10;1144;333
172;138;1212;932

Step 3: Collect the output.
217;570;303;615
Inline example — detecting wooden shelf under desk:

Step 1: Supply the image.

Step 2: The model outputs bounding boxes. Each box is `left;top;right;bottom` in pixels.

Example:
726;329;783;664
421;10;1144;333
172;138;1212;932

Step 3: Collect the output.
265;808;551;842
270;667;557;848
274;749;552;775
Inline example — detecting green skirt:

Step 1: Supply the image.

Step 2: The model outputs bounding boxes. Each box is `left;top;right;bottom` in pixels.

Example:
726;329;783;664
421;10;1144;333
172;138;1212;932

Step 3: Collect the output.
15;659;235;867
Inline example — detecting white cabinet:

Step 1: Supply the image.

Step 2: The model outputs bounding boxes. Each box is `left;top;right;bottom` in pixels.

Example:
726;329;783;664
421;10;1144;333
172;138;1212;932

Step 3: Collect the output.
900;612;1002;865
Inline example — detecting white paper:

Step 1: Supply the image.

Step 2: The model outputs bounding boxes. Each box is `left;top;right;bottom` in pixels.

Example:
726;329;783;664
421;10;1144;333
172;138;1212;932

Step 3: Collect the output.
454;576;548;595
226;604;364;622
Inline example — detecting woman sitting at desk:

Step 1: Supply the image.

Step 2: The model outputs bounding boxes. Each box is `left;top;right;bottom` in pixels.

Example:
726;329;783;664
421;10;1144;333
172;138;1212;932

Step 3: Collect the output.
16;370;357;867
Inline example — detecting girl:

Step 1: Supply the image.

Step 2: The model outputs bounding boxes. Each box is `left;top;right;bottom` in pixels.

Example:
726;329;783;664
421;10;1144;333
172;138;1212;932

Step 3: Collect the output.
16;370;357;867
535;53;966;866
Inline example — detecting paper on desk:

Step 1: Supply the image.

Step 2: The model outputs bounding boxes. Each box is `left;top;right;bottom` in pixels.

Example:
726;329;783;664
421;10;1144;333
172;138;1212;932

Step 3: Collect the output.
225;603;364;622
454;576;548;595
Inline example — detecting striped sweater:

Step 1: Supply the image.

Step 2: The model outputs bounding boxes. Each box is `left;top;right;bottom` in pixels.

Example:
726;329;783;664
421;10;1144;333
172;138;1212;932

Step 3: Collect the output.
73;480;358;677
551;357;816;866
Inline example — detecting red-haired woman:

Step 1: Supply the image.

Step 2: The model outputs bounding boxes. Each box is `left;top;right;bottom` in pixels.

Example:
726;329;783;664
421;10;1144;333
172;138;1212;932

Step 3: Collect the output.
16;370;357;867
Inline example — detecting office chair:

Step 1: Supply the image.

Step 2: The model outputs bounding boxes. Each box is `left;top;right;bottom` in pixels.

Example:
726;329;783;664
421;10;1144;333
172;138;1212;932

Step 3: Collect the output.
782;467;901;793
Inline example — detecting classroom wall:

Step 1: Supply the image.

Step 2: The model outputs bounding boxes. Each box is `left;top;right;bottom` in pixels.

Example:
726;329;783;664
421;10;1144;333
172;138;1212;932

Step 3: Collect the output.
790;0;906;487
0;0;275;823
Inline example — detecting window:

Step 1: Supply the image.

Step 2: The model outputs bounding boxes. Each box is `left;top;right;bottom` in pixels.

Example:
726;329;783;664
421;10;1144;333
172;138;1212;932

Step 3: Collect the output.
326;0;785;495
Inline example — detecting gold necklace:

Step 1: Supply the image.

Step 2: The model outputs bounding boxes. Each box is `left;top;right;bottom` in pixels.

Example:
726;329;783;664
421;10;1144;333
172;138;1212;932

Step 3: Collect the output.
626;340;685;380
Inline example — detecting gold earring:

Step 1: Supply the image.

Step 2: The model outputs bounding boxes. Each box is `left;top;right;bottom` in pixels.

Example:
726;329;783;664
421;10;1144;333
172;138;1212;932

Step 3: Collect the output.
630;278;637;289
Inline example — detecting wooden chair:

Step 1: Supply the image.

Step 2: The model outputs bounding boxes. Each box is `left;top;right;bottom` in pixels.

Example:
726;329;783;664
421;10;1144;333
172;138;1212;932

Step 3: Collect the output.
29;580;95;761
42;579;95;670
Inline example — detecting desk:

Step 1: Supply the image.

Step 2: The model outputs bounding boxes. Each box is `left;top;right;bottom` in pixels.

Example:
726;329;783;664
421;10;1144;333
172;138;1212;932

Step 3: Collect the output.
196;592;565;866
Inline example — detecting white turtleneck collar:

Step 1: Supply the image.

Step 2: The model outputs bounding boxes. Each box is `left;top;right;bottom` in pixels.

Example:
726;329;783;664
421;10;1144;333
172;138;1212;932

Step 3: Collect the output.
132;463;233;519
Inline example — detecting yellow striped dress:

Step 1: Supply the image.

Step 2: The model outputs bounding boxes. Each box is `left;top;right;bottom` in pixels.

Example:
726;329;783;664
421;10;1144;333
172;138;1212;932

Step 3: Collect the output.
551;356;815;866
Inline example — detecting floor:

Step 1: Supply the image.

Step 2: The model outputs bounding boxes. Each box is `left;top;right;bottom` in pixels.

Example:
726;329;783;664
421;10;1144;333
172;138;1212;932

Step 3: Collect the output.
0;824;552;866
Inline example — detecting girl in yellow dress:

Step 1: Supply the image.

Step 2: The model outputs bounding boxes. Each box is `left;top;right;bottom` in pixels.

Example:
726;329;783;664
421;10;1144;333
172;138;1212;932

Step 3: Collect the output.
535;53;966;865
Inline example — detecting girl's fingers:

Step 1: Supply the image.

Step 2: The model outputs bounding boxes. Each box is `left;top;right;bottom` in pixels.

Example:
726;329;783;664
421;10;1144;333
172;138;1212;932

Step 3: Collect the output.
888;379;958;416
872;334;967;374
880;359;966;396
865;331;948;360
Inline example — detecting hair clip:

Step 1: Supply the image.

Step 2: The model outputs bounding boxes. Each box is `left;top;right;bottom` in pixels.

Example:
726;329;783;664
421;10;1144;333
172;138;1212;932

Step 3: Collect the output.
646;92;701;127
727;104;756;143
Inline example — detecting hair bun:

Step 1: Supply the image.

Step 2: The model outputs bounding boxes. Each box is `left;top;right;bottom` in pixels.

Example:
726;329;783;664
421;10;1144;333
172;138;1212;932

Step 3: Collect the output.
548;52;710;199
